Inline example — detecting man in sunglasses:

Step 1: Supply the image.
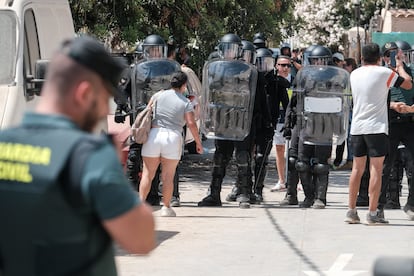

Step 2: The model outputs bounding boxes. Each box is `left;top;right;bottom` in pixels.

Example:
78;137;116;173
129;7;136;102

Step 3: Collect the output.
249;52;290;203
270;56;294;192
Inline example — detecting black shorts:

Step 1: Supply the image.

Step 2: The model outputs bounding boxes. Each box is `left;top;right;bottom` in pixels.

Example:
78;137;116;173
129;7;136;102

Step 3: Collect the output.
351;133;389;157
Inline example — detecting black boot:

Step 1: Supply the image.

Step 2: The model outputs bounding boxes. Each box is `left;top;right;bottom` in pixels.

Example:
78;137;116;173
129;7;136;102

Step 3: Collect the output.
313;175;328;209
385;191;401;209
198;178;222;207
298;173;314;208
299;197;314;208
280;170;299;205
251;186;263;204
296;160;315;208
280;194;299;205
313;164;329;209
146;168;161;206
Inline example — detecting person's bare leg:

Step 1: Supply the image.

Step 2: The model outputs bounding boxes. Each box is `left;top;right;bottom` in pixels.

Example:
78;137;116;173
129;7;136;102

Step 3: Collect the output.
160;157;180;208
368;156;385;212
348;156;367;209
140;157;161;202
276;144;286;184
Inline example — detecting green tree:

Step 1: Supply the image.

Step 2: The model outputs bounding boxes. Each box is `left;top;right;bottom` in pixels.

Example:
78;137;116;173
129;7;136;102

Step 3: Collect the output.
69;0;296;74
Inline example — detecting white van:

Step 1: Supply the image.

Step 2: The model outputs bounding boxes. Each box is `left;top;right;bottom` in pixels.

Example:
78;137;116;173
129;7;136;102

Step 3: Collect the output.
0;0;75;129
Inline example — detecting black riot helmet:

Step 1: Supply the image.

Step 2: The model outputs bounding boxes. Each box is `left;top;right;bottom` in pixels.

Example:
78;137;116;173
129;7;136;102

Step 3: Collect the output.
381;41;398;57
302;45;317;66
308;45;332;65
218;33;242;60
395;40;411;51
253;32;267;49
253;32;266;41
253;38;266;49
395;40;412;64
241;40;256;64
142;34;167;59
280;43;291;57
255;48;274;72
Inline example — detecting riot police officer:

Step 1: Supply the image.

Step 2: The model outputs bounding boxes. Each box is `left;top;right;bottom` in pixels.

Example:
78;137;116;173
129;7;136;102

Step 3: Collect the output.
280;45;325;206
198;34;258;209
289;45;351;209
379;41;414;218
251;49;290;202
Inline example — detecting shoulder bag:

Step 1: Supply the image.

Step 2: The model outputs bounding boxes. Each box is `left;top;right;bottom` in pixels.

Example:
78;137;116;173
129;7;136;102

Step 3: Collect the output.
131;99;155;144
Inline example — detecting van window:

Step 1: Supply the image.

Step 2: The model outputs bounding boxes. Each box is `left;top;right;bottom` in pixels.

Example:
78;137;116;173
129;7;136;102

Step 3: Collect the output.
23;9;40;97
0;11;17;85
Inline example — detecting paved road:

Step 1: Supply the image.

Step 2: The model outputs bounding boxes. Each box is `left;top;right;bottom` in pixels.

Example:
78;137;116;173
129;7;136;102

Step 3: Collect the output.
116;140;414;276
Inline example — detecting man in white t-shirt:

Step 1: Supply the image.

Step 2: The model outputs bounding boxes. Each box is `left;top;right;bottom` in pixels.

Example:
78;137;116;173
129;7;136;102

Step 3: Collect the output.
345;43;413;225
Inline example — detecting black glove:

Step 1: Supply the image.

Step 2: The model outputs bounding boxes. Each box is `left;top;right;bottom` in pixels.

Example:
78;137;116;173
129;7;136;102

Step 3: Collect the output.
281;127;292;140
114;109;125;123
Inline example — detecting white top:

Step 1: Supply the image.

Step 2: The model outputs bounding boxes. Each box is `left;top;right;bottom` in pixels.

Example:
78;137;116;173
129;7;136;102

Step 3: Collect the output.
152;89;194;133
350;65;398;135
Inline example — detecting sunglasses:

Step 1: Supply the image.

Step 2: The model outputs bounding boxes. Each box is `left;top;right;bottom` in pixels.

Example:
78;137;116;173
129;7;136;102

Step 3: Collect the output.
277;63;291;68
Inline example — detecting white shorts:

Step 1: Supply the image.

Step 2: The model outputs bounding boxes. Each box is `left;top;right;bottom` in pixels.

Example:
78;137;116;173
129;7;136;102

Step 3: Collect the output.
273;123;286;146
141;127;183;160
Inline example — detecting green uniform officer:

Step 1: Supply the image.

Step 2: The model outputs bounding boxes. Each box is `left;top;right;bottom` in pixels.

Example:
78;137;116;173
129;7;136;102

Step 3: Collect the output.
0;36;155;276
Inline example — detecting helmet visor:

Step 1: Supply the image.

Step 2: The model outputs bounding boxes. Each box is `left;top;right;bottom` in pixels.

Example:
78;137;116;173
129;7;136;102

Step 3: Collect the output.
309;57;330;65
143;45;167;59
409;50;414;65
241;49;256;65
219;43;240;60
400;49;411;64
256;56;274;72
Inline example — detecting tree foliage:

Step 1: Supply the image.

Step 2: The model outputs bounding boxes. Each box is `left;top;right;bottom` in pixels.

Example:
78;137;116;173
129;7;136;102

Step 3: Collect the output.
69;0;294;73
69;0;413;72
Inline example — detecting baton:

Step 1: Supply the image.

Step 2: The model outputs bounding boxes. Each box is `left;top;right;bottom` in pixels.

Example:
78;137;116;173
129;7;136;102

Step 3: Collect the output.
284;138;290;187
253;138;273;192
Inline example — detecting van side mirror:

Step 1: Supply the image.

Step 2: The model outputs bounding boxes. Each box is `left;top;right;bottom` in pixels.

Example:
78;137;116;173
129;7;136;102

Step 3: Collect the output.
26;59;49;97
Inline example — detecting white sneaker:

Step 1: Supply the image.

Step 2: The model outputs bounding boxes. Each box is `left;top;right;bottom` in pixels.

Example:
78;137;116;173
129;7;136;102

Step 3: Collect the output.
160;206;176;217
270;182;286;192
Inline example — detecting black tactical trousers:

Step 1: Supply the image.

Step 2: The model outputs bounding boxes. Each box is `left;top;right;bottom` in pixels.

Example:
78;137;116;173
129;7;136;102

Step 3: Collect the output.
211;136;253;195
297;139;332;202
285;127;300;197
380;122;414;208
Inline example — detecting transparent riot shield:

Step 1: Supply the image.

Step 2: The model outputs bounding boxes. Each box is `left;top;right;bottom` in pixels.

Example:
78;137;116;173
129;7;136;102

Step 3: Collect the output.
294;65;351;145
131;59;181;119
201;59;258;140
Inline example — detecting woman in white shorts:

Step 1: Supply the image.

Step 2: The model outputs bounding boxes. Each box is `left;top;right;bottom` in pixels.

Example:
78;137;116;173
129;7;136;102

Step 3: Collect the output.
140;72;203;216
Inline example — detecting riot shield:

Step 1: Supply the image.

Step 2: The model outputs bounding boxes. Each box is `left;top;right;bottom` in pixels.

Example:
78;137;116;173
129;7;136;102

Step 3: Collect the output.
131;59;181;119
294;65;351;145
201;59;258;140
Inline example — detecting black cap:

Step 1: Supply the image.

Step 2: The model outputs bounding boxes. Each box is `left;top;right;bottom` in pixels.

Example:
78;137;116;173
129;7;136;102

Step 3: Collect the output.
60;35;126;95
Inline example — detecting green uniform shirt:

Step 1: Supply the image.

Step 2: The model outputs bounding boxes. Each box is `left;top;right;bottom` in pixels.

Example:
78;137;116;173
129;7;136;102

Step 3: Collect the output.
0;113;140;276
